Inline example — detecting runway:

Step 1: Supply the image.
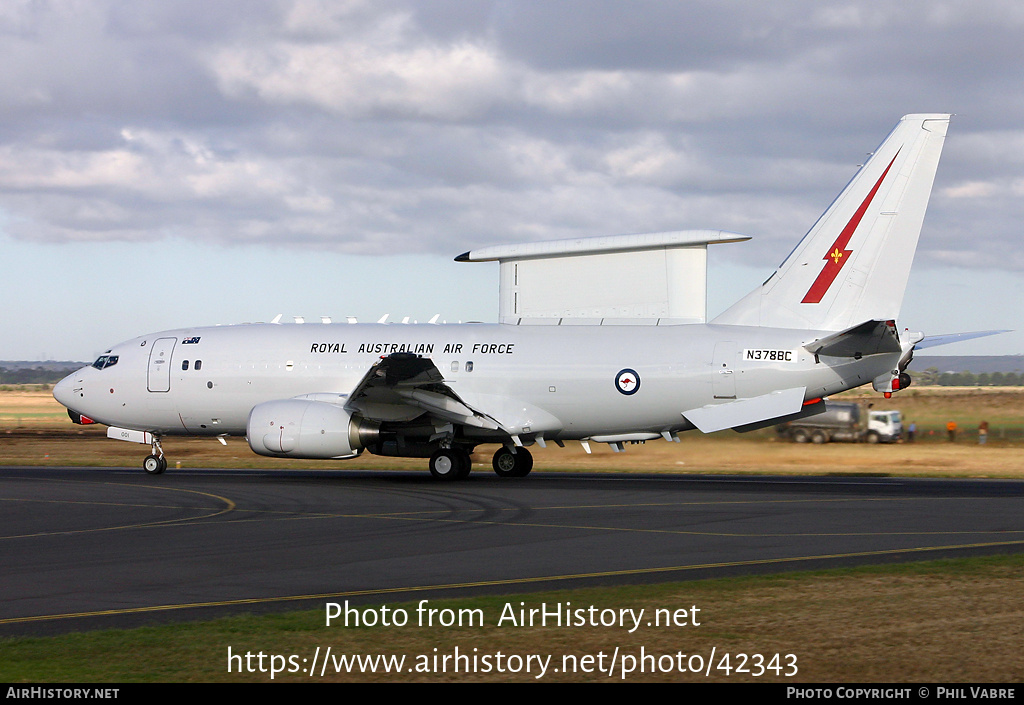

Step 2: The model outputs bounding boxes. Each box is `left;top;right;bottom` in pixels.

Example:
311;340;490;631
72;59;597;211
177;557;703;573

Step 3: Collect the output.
2;465;1023;636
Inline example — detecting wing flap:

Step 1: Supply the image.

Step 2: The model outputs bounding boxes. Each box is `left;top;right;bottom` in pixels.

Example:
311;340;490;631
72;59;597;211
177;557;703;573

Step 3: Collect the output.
394;388;501;430
344;353;505;430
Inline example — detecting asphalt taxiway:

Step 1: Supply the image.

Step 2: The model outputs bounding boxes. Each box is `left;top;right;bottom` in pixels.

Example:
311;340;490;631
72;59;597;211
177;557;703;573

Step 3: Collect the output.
2;466;1023;636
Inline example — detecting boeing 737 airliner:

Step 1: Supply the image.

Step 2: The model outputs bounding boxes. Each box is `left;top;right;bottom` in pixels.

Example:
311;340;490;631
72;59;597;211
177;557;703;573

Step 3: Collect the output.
55;115;980;479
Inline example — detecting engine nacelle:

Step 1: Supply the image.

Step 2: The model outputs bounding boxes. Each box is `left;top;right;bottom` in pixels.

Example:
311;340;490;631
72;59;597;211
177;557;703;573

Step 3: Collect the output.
247;399;378;459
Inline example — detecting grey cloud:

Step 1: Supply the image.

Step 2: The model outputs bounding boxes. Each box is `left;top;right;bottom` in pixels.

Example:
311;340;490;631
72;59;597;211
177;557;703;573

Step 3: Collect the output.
0;1;1022;271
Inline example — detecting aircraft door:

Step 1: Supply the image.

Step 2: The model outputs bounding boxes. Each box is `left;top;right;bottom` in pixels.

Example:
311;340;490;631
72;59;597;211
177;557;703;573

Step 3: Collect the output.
712;342;737;399
147;337;177;393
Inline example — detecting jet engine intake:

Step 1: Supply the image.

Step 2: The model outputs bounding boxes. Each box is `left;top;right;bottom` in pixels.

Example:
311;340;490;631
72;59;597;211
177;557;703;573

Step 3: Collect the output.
247;399;379;459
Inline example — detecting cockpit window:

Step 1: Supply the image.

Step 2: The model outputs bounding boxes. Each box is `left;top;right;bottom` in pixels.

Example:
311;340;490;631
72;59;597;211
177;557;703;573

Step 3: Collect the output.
92;354;119;370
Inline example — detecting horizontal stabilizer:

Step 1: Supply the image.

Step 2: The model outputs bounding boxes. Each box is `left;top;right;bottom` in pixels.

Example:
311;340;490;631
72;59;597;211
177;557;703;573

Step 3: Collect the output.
682;387;807;434
803;320;902;358
914;330;1012;350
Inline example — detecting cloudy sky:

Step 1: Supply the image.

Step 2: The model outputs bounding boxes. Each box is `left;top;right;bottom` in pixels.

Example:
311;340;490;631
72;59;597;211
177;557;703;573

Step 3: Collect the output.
1;0;1022;361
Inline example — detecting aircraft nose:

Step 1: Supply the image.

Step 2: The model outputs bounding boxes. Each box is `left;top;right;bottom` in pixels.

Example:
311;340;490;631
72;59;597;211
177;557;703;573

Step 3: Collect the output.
52;369;83;409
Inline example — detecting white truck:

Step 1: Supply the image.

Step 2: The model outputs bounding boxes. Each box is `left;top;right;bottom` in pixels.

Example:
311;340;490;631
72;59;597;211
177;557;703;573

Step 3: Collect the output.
777;401;902;444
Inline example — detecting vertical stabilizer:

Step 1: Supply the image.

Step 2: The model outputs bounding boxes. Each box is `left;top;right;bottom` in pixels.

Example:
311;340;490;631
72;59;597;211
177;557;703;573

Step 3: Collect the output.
713;114;950;331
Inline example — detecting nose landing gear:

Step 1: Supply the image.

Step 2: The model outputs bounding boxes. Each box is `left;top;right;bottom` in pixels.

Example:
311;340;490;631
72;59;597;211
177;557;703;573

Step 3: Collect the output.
102;427;170;475
143;436;167;475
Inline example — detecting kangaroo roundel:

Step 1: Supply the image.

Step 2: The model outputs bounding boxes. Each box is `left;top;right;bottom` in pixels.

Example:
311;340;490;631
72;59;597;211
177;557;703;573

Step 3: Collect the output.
615;369;641;395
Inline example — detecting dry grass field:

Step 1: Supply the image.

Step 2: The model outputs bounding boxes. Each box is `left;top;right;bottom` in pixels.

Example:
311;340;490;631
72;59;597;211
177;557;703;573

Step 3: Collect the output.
2;386;1023;477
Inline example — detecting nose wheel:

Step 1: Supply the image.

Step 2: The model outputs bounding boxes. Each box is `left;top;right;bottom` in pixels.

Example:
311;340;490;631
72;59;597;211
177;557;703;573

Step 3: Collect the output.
143;436;167;475
143;454;167;474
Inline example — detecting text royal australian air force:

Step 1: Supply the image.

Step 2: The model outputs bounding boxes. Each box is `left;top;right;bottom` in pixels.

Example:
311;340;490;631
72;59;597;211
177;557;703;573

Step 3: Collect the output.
310;341;516;355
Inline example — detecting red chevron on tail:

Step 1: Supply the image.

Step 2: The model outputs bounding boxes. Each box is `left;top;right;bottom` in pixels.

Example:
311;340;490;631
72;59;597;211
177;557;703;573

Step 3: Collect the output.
801;151;900;304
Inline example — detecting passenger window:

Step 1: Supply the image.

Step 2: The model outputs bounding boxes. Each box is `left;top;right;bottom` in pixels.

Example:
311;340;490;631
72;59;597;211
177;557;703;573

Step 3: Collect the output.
195;360;202;371
466;361;474;372
182;361;190;371
451;361;459;373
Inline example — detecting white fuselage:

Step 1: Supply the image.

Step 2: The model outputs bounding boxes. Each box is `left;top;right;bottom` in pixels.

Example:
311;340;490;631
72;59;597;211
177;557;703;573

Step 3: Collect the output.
54;322;897;442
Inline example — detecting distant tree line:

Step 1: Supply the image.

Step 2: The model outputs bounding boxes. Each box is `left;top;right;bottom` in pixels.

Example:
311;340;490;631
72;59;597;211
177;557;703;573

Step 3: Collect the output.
913;367;1023;386
0;367;70;385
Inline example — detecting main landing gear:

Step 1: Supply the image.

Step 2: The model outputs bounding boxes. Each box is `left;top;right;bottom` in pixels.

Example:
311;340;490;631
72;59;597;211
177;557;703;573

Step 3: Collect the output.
492;446;533;478
427;445;535;480
429;447;473;480
143;436;167;475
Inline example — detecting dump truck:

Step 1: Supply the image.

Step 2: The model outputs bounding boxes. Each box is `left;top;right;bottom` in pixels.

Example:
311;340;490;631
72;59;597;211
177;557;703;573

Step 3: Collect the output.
776;401;902;444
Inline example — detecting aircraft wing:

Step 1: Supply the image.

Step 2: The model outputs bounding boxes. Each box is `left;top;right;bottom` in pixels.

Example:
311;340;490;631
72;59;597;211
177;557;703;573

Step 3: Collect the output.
342;353;503;430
